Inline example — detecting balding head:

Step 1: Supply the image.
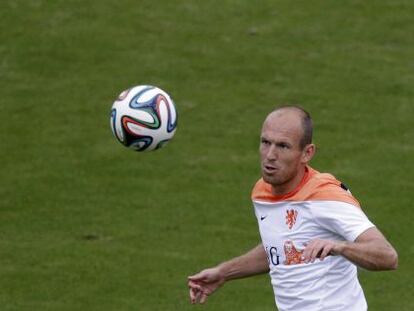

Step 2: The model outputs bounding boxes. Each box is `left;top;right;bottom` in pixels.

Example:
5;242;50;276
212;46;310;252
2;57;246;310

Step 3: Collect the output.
266;106;313;150
260;105;315;194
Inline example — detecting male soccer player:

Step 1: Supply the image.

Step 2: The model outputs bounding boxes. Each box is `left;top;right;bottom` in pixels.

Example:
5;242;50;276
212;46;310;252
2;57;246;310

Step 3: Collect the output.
188;106;398;310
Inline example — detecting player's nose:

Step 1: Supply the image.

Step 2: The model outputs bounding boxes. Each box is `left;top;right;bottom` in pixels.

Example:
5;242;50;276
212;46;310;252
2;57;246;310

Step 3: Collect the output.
266;144;278;161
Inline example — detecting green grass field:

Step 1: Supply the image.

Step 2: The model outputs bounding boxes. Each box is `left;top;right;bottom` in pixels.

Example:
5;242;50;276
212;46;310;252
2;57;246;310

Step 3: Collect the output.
1;0;413;310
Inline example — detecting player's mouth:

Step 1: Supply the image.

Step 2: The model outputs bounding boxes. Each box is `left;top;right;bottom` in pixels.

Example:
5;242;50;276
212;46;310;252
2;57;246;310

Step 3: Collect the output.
263;164;279;174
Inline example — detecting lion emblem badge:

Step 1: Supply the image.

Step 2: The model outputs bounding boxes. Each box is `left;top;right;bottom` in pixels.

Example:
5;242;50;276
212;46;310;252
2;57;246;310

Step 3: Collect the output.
285;209;298;229
283;240;305;265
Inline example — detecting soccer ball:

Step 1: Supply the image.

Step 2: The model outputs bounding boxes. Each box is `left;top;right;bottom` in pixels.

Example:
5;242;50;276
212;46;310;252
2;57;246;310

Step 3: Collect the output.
110;85;178;151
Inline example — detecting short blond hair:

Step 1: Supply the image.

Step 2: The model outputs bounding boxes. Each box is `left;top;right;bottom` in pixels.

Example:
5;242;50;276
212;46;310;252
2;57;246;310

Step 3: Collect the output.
272;105;313;149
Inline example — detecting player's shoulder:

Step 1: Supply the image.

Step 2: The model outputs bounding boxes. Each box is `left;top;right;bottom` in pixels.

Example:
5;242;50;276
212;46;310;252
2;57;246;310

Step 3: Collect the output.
251;178;273;202
251;167;360;207
305;169;361;207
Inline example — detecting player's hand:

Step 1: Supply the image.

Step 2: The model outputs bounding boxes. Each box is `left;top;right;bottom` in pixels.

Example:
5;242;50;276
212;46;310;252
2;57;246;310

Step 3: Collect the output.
302;239;346;263
188;267;225;304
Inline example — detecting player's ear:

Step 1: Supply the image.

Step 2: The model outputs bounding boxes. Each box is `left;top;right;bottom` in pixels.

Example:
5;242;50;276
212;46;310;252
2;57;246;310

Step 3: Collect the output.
301;144;315;163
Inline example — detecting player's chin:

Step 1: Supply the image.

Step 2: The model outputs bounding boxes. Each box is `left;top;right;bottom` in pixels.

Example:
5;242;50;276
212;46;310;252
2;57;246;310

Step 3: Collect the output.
262;173;278;185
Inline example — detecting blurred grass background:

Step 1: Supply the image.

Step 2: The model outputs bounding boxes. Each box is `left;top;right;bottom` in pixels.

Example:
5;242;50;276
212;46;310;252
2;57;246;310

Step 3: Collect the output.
0;0;413;310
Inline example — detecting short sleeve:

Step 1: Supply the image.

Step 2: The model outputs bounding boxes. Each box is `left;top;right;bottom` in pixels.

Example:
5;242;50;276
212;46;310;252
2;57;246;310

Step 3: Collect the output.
310;201;375;241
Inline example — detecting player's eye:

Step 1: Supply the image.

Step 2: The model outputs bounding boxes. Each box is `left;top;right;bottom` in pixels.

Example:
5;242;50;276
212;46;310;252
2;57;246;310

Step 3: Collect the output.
261;138;270;145
277;142;290;149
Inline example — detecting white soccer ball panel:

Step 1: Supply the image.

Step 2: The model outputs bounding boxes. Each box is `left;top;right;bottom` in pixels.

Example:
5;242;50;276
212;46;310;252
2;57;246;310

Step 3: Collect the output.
168;99;177;125
110;85;177;151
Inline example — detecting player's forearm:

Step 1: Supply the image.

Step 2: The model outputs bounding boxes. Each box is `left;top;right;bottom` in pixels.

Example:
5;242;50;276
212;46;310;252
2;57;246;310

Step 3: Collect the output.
337;239;398;271
217;244;269;281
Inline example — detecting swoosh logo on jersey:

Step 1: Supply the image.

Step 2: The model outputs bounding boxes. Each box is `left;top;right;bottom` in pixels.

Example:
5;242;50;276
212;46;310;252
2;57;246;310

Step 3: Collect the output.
260;215;267;221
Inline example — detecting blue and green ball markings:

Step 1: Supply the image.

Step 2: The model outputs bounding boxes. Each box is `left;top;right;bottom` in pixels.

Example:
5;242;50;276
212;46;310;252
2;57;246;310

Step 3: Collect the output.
110;85;177;152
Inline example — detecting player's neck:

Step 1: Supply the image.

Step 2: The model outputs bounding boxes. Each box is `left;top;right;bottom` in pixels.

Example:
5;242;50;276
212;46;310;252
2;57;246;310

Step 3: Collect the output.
271;166;308;196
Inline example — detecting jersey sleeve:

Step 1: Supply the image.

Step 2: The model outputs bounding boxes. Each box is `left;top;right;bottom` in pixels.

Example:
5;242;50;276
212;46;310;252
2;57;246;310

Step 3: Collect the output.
310;201;375;241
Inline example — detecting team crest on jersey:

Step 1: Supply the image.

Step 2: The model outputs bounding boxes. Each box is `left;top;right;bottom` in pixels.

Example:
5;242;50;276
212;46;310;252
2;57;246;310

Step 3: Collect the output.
285;209;298;229
284;240;305;265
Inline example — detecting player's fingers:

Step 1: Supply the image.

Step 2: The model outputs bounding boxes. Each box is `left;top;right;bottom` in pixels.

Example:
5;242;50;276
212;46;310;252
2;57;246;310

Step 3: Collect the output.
302;240;317;262
193;288;203;304
309;240;325;262
301;243;310;260
196;289;205;304
189;287;198;304
188;270;209;282
310;245;323;263
200;292;209;304
319;245;332;261
188;280;202;290
188;273;202;281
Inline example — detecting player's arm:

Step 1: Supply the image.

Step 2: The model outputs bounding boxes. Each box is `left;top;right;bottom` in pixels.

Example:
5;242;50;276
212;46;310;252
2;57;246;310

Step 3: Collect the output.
215;243;270;280
303;227;398;271
188;243;269;304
